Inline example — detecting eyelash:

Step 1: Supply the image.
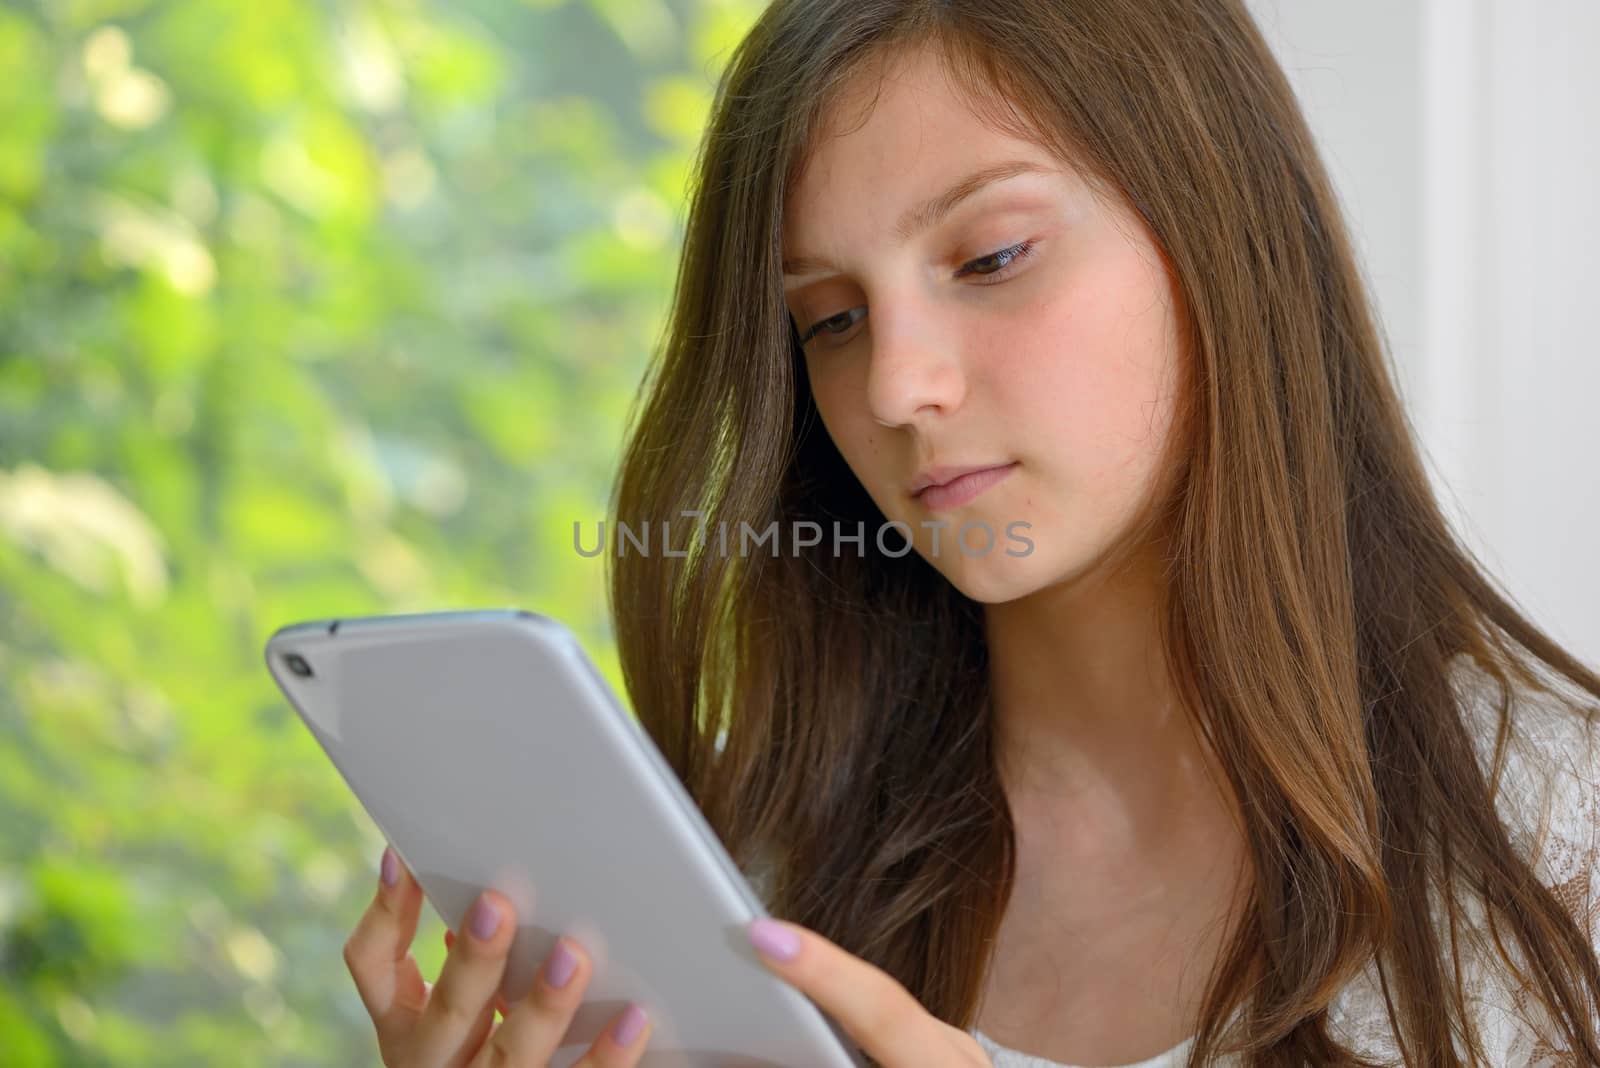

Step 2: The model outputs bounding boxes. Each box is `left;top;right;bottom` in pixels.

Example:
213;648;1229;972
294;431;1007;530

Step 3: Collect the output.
796;239;1039;347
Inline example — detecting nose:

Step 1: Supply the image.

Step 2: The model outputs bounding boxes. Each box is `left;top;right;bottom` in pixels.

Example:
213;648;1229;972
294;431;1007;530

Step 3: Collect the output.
864;301;968;428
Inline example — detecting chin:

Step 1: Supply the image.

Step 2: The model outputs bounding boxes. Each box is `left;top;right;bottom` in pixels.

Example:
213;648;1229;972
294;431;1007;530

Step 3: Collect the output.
922;548;1053;606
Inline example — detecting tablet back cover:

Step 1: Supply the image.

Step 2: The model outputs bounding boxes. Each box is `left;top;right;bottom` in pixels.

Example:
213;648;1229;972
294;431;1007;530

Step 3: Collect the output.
266;609;867;1068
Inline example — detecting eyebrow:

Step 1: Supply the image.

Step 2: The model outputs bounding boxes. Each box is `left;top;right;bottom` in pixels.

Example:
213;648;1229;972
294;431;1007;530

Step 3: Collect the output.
782;158;1055;279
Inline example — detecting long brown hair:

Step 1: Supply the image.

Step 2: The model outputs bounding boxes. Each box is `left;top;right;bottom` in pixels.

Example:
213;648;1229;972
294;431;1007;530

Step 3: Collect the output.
605;1;1600;1063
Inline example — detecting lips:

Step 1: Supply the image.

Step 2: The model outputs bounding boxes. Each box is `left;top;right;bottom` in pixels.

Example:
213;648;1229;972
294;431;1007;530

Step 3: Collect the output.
910;462;1015;497
911;462;1019;511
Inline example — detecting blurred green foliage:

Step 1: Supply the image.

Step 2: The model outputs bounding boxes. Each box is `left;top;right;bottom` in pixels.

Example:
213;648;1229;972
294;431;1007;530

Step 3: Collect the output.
0;0;761;1062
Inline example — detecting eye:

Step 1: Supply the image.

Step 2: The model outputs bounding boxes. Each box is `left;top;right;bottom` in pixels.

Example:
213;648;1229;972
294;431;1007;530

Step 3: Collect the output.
796;239;1039;348
959;239;1038;281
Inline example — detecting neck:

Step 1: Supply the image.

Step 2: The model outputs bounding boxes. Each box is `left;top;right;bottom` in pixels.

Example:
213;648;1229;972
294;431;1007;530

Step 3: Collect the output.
982;546;1238;854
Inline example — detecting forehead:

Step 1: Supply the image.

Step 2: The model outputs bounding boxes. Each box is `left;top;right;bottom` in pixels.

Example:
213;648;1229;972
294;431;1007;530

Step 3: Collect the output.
786;46;1022;204
782;52;1064;252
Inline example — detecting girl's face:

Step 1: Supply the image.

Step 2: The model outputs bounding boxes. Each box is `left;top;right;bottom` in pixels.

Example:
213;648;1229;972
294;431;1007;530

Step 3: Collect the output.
782;45;1186;604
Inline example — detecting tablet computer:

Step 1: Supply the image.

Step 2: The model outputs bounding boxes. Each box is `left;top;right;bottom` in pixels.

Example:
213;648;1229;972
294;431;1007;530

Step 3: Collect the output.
264;609;867;1068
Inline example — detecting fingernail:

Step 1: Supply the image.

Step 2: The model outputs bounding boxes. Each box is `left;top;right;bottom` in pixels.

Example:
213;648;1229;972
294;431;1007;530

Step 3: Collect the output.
380;847;399;888
611;1003;647;1047
543;939;578;988
748;918;800;962
468;895;501;940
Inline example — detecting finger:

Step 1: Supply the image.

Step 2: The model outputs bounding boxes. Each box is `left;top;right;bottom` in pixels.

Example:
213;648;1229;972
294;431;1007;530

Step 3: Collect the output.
412;889;517;1064
572;1003;651;1067
444;931;505;1014
747;918;951;1067
345;845;428;1048
567;992;652;1068
477;936;614;1066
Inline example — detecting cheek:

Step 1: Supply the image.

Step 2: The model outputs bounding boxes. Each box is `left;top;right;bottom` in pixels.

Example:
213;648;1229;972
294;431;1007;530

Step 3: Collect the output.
808;366;883;472
982;251;1181;490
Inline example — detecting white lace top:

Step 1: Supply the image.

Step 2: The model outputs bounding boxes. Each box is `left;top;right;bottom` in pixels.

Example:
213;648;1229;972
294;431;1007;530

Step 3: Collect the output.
732;655;1600;1067
970;1028;1196;1068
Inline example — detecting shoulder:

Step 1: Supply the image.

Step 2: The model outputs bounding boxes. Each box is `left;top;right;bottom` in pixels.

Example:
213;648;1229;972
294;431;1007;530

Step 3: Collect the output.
1330;656;1600;1064
1450;654;1600;1060
1452;652;1600;891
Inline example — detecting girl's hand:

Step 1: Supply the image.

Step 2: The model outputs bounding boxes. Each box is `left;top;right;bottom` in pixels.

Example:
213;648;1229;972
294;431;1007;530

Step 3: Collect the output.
746;918;995;1067
343;845;653;1067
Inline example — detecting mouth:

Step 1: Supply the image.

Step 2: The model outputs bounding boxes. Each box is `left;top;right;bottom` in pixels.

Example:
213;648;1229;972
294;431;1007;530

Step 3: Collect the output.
911;462;1020;511
909;461;1015;496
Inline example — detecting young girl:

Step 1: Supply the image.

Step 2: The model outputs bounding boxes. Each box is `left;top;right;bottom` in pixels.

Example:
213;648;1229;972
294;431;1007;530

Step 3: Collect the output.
339;1;1600;1065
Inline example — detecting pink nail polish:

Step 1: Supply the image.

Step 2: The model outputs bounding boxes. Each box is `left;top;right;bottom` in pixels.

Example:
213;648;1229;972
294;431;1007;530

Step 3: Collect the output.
380;847;399;888
748;918;800;962
468;894;501;940
612;1003;647;1046
543;939;578;988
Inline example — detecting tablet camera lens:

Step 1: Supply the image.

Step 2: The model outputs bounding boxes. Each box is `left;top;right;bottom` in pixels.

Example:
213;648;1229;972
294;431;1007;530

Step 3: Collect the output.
284;653;315;679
